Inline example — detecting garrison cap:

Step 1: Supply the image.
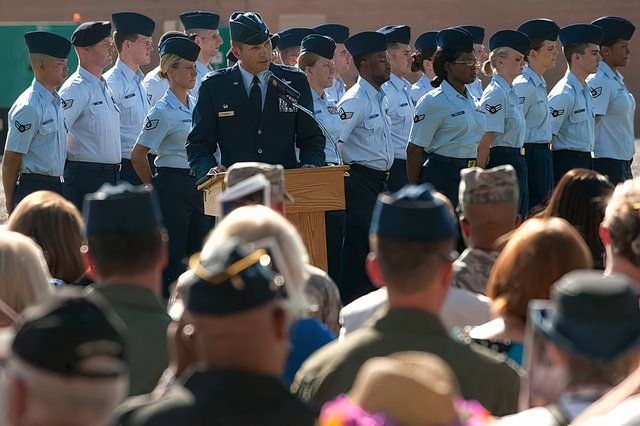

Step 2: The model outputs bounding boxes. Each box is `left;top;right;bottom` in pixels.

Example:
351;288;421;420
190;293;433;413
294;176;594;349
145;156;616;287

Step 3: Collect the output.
277;27;315;50
592;16;635;44
436;27;474;52
24;31;71;59
489;30;531;56
377;25;411;45
345;31;388;57
179;11;220;31
559;23;604;46
160;36;201;61
517;18;560;41
414;31;438;53
112;12;155;37
300;34;336;59
460;25;485;44
229;12;270;45
314;23;349;44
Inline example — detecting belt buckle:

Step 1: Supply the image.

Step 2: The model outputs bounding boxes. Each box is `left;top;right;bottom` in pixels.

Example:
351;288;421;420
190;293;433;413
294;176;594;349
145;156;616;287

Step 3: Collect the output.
59;176;65;183
467;160;477;167
520;148;526;156
384;171;390;181
117;164;122;172
189;169;195;177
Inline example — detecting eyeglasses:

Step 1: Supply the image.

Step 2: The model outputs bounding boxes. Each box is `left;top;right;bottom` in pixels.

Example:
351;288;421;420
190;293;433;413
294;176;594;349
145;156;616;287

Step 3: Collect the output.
133;39;153;48
449;60;476;67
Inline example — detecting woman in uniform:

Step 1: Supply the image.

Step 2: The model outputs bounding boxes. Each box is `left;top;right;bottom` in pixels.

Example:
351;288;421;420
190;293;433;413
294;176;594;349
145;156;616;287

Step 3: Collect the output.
478;29;531;218
588;16;636;185
410;31;438;105
130;36;210;296
513;19;560;211
406;27;485;209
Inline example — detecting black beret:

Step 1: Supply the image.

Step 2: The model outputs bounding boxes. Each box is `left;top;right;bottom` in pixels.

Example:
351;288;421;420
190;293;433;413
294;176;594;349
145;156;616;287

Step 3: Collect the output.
377;25;411;45
592;16;635;44
71;21;112;47
345;31;388;56
489;30;532;56
24;31;71;59
179;11;220;31
314;23;350;44
160;36;201;61
460;25;485;44
277;27;315;50
300;34;336;59
559;23;604;46
229;11;270;45
436;27;474;53
518;18;560;41
112;12;155;37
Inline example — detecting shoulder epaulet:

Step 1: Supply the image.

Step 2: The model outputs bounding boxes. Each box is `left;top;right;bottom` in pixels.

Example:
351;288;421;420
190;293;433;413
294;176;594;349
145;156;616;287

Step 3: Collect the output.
275;64;305;75
203;67;234;82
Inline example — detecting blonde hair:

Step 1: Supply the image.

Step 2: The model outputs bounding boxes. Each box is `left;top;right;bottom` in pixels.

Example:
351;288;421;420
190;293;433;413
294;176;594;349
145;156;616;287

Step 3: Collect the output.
298;51;321;70
482;47;513;76
603;178;640;266
0;230;53;313
8;191;86;284
159;53;183;80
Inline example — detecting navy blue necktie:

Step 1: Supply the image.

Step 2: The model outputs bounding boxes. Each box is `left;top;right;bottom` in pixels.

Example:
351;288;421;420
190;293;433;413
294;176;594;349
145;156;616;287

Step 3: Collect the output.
250;75;262;116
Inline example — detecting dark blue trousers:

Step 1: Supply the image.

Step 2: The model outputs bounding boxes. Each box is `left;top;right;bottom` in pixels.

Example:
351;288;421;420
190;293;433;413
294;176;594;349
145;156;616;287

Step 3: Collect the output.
63;161;120;211
524;143;554;211
420;153;476;210
552;149;593;185
155;167;213;298
593;157;633;186
325;209;345;287
487;147;529;218
387;158;409;192
119;158;143;185
13;174;63;209
340;164;388;304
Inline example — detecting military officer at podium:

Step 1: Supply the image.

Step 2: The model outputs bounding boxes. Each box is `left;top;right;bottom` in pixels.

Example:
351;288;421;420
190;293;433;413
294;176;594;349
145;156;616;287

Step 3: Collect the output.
186;12;325;181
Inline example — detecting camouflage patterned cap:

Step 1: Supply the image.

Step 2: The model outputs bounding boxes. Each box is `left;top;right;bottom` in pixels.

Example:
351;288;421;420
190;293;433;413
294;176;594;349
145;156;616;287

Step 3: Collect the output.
225;162;293;202
459;165;518;207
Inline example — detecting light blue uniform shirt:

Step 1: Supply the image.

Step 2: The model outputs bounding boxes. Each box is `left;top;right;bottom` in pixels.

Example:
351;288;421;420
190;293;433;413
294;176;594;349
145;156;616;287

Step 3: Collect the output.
59;67;121;164
337;76;393;171
193;60;212;101
410;74;432;105
5;80;67;176
548;71;595;153
480;74;526;148
466;77;484;102
382;73;415;160
142;66;169;107
104;59;150;159
238;63;268;108
587;61;636;160
313;90;342;164
513;66;552;144
135;89;194;169
409;80;486;159
326;76;346;103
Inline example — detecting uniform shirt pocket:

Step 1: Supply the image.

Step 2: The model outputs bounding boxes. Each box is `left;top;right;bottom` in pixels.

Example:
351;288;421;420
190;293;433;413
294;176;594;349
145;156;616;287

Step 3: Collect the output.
569;108;588;123
120;94;138;125
527;99;547;127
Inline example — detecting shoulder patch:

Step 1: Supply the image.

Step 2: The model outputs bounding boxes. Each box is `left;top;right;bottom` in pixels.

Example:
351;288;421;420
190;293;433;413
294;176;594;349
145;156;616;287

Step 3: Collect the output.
338;107;354;120
144;117;159;130
414;114;426;123
62;99;73;109
147;93;153;103
590;87;602;98
550;107;564;117
14;120;32;133
485;103;502;114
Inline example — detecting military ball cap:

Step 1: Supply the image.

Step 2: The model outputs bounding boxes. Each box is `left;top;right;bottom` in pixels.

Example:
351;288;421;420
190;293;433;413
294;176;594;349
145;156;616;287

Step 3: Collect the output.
370;183;458;241
559;23;604;46
436;27;474;53
112;12;155;37
300;34;336;59
377;25;411;45
277;27;315;50
414;31;438;53
460;25;485;44
12;289;127;378
229;11;270;45
314;23;349;44
344;31;388;57
517;18;560;42
71;21;112;47
592;16;635;44
83;182;163;237
160;36;201;61
489;30;531;56
179;11;220;31
184;238;283;315
24;31;71;59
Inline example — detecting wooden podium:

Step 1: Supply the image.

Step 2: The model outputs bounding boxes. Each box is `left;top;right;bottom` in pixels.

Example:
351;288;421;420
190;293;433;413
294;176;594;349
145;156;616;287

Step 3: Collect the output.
197;165;349;271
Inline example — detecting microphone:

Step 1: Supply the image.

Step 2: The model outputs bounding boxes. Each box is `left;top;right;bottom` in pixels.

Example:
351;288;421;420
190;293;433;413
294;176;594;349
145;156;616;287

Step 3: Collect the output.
262;70;300;101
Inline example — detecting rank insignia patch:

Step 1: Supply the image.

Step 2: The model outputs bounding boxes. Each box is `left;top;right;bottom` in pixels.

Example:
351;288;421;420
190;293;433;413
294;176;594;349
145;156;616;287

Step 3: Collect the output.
590;87;602;98
485;104;502;114
550;107;564;117
62;99;73;109
338;107;353;120
414;114;426;123
144;118;159;130
14;121;31;133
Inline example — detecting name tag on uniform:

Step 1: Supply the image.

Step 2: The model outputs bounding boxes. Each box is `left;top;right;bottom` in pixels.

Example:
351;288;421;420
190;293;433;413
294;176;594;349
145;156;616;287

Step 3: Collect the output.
124;93;136;99
368;113;379;119
218;111;235;117
314;110;322;114
92;101;103;106
42;118;54;125
574;109;586;113
400;102;409;107
451;111;465;117
181;119;192;123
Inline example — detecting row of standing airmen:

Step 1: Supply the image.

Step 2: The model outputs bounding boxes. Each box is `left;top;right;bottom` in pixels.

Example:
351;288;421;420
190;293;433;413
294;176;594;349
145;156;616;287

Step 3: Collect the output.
1;12;636;303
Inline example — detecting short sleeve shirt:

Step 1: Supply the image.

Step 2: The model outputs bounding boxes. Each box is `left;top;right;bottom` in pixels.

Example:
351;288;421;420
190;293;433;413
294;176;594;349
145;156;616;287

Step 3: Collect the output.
382;73;415;159
513;66;552;144
480;75;526;148
313;90;342;164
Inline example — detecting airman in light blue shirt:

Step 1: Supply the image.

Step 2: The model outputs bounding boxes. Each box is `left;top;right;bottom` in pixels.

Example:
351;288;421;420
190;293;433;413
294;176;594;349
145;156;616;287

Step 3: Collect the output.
383;73;414;160
135;89;194;169
410;31;438;105
313;91;342;164
411;75;432;104
327;77;346;103
513;66;552;144
143;67;167;106
480;74;526;149
338;76;393;171
409;80;485;159
466;78;484;102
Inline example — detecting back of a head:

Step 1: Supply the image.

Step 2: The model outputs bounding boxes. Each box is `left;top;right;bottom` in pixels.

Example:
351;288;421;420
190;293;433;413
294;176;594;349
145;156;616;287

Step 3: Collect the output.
487;217;593;322
0;230;53;314
603;178;640;267
7;191;86;285
83;183;165;279
369;184;457;293
545;169;614;268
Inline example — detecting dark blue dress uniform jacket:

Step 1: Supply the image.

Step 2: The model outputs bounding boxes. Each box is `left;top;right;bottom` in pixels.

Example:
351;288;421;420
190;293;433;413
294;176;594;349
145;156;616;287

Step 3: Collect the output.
186;63;326;180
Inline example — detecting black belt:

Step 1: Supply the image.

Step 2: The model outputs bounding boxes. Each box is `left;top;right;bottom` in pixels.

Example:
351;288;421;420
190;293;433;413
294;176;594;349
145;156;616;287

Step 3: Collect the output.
524;143;552;150
19;173;64;183
157;167;195;177
66;160;121;172
491;146;525;156
553;149;591;158
349;164;390;181
428;153;477;168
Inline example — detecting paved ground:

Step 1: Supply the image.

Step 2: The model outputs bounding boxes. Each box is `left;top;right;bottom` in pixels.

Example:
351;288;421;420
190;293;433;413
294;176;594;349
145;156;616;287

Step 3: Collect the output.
1;142;640;224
